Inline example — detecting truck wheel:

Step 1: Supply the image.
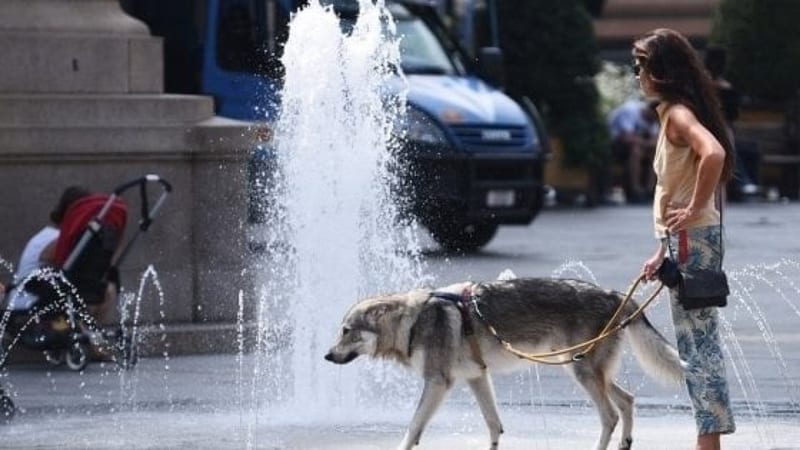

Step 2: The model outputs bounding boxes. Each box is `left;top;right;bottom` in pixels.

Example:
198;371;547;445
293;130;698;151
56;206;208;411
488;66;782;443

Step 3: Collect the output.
428;221;498;253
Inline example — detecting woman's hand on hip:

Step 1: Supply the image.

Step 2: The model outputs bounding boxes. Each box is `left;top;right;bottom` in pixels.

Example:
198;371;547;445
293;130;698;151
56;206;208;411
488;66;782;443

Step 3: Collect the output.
665;202;698;231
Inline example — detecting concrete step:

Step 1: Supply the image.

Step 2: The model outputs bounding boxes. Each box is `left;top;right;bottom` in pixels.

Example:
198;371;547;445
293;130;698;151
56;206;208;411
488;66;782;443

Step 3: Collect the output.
0;94;214;127
0;34;163;94
0;117;256;156
0;1;161;94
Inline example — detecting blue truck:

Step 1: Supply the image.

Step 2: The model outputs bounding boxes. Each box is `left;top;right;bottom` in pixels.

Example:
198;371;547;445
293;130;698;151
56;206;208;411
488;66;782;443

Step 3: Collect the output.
122;0;550;251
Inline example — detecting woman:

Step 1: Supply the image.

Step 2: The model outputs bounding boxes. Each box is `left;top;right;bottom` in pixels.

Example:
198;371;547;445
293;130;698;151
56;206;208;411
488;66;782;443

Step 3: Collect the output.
635;29;737;450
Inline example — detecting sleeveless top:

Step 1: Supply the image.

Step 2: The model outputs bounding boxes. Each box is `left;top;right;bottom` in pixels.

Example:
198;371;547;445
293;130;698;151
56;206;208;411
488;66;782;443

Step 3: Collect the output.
652;103;720;238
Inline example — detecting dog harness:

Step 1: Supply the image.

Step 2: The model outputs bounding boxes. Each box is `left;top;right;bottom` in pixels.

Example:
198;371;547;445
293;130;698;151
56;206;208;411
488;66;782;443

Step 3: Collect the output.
428;286;487;370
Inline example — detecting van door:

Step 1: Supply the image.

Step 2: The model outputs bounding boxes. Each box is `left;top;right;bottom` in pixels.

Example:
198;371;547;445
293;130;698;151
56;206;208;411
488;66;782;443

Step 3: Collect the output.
203;0;291;120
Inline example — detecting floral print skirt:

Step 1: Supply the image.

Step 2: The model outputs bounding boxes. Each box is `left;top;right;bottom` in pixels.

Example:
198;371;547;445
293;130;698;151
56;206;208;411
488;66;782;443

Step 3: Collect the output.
664;225;736;435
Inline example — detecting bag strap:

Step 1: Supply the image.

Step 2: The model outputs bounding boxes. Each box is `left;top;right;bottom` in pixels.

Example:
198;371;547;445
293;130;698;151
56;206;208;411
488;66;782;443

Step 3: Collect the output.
717;185;725;263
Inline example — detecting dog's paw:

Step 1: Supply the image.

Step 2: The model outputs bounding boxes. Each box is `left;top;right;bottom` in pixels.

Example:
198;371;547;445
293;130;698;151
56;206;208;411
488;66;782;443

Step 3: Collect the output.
618;436;633;450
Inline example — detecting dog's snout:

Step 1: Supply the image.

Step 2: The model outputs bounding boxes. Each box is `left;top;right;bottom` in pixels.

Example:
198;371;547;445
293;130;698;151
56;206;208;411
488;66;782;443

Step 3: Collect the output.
324;352;334;362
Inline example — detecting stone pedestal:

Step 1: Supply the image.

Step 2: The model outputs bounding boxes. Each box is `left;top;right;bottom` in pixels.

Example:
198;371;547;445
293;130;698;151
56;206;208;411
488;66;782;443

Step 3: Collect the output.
0;0;257;354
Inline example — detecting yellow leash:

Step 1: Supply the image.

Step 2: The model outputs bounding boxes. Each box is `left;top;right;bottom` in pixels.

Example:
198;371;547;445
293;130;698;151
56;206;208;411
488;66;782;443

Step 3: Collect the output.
477;275;665;366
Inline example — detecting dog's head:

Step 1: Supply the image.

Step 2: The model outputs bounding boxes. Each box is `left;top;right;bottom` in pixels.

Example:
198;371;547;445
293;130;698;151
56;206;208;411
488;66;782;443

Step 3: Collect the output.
324;291;425;365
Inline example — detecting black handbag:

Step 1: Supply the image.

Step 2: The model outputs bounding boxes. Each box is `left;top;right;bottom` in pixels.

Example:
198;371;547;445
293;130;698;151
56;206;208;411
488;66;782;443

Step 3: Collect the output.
657;244;729;310
677;267;729;309
658;194;730;310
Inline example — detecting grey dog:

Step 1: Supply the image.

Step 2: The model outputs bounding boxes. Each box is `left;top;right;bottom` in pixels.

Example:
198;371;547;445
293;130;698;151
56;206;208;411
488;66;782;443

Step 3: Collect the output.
325;277;683;450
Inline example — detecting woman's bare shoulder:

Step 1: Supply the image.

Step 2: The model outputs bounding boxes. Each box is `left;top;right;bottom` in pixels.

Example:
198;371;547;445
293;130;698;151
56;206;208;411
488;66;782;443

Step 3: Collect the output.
664;103;698;125
663;104;698;145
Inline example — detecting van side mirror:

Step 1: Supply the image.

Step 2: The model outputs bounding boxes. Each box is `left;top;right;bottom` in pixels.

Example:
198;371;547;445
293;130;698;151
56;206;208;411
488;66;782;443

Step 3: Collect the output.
478;46;506;88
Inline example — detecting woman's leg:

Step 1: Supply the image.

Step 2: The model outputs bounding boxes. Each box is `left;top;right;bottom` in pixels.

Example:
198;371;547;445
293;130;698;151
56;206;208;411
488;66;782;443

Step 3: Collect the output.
696;432;720;450
667;227;736;446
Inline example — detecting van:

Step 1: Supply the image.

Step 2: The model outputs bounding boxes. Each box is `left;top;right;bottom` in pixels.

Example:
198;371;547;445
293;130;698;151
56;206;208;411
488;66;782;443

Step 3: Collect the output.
123;0;550;251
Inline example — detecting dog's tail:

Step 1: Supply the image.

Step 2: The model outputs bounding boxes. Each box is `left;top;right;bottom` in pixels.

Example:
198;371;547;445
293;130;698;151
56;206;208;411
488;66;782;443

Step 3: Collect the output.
625;313;685;386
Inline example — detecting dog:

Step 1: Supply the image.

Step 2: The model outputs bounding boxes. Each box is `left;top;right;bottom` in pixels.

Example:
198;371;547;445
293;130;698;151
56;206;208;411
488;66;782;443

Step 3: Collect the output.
324;277;684;450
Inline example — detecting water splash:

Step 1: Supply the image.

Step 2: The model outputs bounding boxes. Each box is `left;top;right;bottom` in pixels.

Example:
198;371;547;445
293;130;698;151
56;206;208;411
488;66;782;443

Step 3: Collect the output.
253;0;428;422
0;256;14;279
117;265;166;412
716;260;800;446
0;268;101;367
551;260;599;284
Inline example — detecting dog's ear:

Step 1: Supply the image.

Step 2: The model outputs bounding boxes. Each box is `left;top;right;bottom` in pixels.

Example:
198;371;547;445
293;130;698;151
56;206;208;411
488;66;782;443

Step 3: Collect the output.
366;301;400;319
364;301;404;329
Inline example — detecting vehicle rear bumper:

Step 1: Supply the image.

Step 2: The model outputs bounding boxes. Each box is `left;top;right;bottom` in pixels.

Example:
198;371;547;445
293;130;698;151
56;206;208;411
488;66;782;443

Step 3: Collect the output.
405;151;547;225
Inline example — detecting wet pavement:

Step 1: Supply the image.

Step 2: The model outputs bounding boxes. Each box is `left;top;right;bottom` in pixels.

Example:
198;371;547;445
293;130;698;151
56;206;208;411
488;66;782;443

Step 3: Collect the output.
2;353;800;450
2;202;800;449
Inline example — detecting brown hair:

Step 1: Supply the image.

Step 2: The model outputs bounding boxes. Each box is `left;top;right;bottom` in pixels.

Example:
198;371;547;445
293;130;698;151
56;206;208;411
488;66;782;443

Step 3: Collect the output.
50;186;91;225
633;28;735;182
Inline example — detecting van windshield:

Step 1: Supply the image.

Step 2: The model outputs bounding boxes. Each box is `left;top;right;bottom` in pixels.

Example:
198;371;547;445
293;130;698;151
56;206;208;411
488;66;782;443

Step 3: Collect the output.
395;14;459;75
333;3;463;76
216;0;462;77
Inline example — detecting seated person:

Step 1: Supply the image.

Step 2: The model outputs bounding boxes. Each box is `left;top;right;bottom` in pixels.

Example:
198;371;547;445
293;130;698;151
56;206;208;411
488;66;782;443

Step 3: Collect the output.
607;99;660;203
704;45;762;198
5;186;90;311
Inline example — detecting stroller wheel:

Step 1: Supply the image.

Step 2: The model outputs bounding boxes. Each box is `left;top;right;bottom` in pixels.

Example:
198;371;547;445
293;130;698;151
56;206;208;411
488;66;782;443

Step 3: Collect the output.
0;392;15;423
43;349;66;366
65;341;89;372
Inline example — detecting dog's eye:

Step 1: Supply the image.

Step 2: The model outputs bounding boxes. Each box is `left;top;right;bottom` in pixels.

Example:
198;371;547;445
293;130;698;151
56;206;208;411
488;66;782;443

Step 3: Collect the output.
342;327;351;336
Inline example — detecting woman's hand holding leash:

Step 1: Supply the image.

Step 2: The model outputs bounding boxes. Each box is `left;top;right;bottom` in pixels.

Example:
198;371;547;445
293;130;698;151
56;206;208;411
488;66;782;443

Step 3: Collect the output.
642;245;666;282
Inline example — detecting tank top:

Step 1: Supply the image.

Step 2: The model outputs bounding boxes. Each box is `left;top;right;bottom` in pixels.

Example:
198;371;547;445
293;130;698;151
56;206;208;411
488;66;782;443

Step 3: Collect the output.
652;103;720;238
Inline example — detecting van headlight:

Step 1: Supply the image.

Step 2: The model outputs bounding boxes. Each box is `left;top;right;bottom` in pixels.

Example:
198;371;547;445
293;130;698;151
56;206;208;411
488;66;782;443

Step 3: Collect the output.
403;107;448;145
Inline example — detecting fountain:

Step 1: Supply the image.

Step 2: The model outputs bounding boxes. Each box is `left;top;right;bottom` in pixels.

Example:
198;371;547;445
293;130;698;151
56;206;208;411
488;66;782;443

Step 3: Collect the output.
245;0;428;421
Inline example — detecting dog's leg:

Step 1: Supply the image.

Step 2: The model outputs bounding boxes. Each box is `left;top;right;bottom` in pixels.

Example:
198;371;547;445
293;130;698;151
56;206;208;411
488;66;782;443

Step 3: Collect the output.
398;379;451;450
608;382;634;449
466;372;504;449
570;364;618;450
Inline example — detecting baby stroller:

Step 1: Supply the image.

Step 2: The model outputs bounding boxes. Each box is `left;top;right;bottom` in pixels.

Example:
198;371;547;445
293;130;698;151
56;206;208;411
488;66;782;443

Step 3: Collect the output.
0;175;171;419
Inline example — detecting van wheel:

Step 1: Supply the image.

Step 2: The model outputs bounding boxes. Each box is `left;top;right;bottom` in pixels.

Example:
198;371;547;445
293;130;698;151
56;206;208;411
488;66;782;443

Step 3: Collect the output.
427;221;498;253
65;341;89;372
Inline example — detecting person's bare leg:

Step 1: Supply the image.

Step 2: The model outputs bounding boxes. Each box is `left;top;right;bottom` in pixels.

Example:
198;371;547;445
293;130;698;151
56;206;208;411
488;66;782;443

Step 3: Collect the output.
88;297;115;327
628;144;645;198
696;433;720;450
643;144;657;192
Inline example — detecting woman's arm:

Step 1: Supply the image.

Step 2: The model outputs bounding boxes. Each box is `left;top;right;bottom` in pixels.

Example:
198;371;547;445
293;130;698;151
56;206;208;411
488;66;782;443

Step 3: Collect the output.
663;104;725;231
39;239;58;266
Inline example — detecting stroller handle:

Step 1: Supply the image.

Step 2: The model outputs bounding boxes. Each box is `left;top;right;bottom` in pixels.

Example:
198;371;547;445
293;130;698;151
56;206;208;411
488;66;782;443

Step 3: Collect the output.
114;175;172;196
107;174;172;271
